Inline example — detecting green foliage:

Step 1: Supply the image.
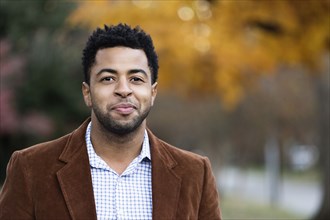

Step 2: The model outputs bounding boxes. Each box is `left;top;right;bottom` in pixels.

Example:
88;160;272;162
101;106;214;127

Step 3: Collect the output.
1;0;74;49
16;30;88;134
1;0;89;137
0;0;91;182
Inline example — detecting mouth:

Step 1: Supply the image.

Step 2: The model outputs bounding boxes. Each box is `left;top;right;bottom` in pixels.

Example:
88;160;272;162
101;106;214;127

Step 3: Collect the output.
111;102;137;115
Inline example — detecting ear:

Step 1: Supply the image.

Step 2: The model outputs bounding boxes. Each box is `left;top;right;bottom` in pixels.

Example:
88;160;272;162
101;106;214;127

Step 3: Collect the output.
82;82;92;108
151;82;158;106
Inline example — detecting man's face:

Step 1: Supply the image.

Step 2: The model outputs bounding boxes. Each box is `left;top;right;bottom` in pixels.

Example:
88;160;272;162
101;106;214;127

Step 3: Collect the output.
82;46;157;135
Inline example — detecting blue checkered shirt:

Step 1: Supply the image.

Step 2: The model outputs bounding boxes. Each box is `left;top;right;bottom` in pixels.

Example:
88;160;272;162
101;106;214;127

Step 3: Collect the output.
85;122;152;220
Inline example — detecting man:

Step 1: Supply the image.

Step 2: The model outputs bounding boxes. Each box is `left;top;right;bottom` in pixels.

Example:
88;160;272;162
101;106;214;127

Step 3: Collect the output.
0;24;221;220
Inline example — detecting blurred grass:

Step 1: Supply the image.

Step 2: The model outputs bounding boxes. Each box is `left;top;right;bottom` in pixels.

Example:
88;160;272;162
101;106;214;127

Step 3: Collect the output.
221;196;306;220
282;169;321;183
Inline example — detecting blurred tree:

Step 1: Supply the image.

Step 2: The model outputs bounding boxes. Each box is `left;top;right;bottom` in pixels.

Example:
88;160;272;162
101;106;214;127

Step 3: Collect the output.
0;0;88;182
67;1;329;219
67;0;329;108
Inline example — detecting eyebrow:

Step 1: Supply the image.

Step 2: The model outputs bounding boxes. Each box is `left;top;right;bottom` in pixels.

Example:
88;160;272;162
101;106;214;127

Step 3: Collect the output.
97;68;148;76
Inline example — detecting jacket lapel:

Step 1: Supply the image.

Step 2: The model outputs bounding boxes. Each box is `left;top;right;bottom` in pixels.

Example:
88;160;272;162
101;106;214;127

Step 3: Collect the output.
57;119;97;220
148;130;182;220
55;121;181;220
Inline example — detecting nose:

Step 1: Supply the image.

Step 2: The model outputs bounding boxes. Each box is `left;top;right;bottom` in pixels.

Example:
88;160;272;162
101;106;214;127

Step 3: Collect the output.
114;78;132;98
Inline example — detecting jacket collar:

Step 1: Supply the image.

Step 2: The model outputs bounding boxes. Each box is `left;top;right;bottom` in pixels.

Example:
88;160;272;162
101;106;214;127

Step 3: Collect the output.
56;119;181;220
148;129;182;220
57;118;97;220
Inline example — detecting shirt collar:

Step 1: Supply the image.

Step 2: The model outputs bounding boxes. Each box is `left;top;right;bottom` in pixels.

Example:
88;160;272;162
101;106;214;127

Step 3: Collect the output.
85;122;151;169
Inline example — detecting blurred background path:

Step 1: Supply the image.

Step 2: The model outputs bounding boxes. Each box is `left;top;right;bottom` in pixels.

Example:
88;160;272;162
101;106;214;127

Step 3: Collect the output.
218;167;322;218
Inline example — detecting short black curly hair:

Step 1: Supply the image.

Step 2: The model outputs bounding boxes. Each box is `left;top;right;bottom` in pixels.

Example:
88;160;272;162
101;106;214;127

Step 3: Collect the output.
82;23;159;84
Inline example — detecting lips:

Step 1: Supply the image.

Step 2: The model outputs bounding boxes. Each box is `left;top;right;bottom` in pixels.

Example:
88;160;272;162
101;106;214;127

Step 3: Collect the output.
111;102;137;115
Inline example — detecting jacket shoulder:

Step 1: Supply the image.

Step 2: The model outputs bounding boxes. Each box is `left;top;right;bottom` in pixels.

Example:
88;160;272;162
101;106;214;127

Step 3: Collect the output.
17;133;72;160
158;138;205;162
148;129;208;171
16;118;90;160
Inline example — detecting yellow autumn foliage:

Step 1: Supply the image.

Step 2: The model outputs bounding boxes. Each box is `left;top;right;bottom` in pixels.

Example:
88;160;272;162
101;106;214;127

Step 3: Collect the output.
67;0;329;110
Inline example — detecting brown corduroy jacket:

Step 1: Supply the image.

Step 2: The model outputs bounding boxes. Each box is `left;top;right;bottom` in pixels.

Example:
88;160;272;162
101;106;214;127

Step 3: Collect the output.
0;119;221;220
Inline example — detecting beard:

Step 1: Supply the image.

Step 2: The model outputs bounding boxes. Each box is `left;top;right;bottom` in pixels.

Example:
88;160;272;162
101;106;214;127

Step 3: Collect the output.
92;102;151;136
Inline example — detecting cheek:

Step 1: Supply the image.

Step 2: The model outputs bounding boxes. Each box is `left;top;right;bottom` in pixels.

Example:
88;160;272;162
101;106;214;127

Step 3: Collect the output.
93;84;113;97
90;88;110;106
141;92;155;108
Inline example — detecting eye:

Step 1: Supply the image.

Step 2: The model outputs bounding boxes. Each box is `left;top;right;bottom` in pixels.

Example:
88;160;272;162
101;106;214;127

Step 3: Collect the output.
101;76;115;82
130;77;145;84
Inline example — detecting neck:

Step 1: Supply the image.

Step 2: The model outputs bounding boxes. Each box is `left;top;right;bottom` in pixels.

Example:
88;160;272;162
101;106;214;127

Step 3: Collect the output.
90;117;146;174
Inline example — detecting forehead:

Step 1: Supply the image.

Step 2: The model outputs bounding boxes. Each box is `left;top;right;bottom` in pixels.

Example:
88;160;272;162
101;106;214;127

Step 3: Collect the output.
94;47;149;70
